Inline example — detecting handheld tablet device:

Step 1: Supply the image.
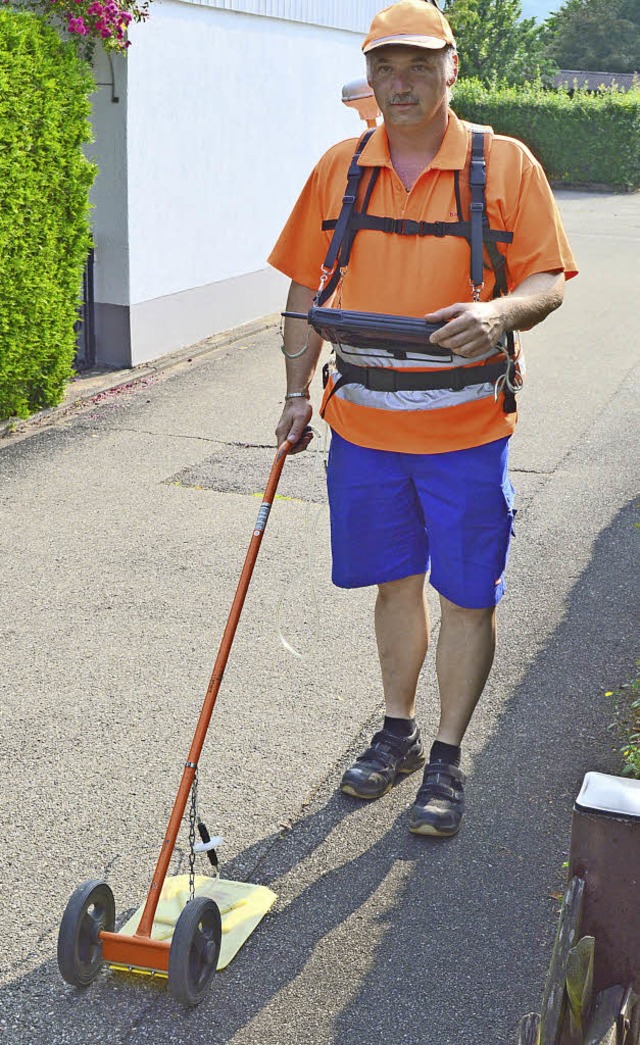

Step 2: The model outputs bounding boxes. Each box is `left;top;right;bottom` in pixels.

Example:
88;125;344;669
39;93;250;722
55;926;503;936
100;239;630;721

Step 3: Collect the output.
282;307;450;359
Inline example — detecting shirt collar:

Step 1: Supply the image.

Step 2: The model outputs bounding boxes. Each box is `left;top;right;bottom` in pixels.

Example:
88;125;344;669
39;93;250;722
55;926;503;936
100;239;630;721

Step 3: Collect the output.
358;110;468;171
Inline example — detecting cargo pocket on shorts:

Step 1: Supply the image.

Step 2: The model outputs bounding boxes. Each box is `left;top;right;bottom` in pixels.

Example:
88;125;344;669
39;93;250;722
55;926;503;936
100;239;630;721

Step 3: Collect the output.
503;478;517;537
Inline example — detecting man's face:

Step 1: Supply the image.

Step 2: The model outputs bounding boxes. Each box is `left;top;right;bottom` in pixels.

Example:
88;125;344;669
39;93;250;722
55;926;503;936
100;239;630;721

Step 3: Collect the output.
367;45;455;131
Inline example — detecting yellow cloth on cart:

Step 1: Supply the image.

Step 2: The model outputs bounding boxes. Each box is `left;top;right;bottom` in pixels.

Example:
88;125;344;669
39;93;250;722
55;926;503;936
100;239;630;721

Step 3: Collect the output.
116;874;277;971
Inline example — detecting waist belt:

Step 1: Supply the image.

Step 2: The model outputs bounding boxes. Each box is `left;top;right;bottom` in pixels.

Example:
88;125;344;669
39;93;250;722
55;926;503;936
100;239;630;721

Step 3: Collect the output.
331;355;509;394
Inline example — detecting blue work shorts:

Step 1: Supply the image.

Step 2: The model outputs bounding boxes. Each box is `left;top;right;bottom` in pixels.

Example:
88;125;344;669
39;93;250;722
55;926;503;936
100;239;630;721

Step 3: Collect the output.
326;431;516;609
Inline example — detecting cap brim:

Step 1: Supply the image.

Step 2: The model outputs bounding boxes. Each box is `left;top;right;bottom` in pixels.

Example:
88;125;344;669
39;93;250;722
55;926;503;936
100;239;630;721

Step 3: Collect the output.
363;34;448;54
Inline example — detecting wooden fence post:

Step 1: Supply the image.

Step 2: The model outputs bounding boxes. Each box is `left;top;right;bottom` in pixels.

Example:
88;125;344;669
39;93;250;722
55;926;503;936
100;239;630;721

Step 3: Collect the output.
539;876;585;1042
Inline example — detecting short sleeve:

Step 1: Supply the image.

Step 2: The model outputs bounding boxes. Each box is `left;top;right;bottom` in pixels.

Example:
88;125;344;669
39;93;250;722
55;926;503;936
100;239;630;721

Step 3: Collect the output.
503;149;578;288
268;164;331;292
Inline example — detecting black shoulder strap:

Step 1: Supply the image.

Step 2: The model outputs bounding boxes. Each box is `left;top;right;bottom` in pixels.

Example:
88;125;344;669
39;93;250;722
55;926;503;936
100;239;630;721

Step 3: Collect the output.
469;129;487;292
322;130;375;273
467;125;516;386
467;125;510;298
316;130;375;306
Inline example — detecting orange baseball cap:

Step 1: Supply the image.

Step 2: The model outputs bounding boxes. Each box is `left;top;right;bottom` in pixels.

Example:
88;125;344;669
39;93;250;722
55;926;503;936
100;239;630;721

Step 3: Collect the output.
362;1;456;54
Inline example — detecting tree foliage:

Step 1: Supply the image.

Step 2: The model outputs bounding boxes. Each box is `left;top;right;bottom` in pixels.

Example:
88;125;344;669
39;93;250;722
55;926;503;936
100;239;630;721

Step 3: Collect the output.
443;0;553;85
544;0;640;74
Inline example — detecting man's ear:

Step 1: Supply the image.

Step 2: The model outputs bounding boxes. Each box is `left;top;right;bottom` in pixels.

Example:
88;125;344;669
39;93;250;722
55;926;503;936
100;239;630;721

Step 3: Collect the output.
448;51;459;87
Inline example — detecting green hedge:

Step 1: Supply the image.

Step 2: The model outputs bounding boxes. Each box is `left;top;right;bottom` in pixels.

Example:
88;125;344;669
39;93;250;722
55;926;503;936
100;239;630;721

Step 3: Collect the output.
452;78;640;191
0;10;96;421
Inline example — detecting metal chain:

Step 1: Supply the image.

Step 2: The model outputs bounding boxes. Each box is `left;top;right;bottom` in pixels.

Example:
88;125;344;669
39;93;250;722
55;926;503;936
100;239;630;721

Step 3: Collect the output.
188;768;198;903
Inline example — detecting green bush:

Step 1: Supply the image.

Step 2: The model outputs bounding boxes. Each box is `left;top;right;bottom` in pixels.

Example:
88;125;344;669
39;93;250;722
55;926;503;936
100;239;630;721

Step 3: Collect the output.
0;10;96;421
452;78;640;191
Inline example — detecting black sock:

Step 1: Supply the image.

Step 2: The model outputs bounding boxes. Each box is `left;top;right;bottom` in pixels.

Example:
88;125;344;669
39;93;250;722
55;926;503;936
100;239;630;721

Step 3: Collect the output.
430;740;461;767
383;715;416;738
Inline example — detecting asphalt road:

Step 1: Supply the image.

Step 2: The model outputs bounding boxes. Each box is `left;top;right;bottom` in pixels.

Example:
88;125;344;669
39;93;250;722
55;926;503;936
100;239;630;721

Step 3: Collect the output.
0;190;638;1045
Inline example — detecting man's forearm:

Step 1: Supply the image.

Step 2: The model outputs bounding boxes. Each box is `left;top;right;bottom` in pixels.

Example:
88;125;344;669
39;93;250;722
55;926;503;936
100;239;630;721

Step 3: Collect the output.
496;271;565;333
428;270;567;356
283;281;324;393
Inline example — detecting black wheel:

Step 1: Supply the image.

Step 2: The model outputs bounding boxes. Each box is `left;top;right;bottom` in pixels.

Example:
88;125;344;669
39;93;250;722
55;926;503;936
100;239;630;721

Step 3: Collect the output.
167;896;221;1007
57;879;115;987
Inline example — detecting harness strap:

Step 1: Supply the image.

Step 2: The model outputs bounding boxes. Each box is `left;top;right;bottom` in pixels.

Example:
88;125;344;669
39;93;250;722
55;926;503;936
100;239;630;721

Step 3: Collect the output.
316;130;375;306
469;129;487;290
338;168;381;272
322;129;375;273
321;214;512;244
465;127;514;376
465;127;510;300
317;167;380;308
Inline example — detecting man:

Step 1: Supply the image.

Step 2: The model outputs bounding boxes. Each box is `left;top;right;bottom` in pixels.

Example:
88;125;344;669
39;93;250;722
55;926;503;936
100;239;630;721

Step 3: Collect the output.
269;0;577;838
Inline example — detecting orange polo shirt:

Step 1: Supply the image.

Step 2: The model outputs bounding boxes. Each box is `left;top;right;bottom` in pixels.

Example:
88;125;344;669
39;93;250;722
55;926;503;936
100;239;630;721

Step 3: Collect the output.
269;111;578;454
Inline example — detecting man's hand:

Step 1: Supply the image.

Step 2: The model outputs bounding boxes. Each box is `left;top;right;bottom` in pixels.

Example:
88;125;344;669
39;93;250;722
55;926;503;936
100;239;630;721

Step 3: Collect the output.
426;273;566;357
275;398;313;454
426;301;506;358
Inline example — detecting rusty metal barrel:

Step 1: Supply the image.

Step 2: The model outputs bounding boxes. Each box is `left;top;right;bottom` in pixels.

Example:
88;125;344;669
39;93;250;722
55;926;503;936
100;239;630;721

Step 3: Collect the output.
569;771;640;996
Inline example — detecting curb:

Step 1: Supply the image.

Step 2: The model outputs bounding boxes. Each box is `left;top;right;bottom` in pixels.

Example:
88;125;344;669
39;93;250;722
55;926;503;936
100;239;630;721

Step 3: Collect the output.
0;314;280;444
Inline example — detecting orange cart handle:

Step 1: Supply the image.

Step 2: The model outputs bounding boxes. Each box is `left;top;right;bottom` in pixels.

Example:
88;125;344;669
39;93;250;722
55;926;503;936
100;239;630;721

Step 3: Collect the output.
134;440;292;938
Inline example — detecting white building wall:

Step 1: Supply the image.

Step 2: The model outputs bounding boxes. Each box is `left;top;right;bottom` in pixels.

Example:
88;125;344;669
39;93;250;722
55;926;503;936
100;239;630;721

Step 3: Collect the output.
126;1;371;302
91;0;379;366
